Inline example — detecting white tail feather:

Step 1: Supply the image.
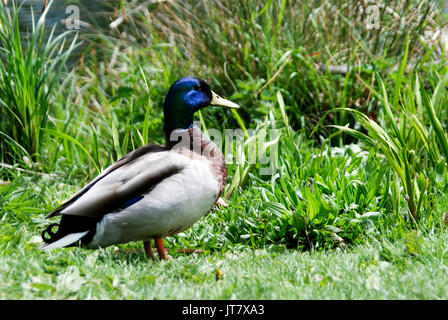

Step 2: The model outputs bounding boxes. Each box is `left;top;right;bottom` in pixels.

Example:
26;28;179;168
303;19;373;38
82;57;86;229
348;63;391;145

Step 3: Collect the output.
39;231;89;250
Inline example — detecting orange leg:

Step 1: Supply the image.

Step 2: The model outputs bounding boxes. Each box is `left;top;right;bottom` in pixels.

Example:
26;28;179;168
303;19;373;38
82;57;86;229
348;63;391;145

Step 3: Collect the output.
143;240;157;261
154;237;169;261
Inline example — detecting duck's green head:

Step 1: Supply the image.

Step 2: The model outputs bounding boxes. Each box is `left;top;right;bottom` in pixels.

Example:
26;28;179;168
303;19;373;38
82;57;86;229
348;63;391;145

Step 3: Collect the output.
163;76;239;135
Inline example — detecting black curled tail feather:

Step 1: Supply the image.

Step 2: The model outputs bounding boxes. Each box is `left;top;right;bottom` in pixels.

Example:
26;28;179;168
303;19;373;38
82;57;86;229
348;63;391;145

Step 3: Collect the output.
41;215;99;247
41;223;61;244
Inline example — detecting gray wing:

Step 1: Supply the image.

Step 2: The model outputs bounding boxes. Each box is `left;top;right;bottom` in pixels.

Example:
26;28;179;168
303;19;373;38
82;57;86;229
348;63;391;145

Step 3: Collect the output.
46;144;184;219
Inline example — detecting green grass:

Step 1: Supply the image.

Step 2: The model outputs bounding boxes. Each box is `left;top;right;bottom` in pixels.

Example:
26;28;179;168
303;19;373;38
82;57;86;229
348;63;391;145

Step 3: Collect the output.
1;139;447;299
0;2;78;165
314;67;448;221
3;211;448;299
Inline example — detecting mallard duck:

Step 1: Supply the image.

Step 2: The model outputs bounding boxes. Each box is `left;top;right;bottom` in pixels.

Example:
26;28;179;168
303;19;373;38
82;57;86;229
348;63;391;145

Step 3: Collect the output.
40;76;239;260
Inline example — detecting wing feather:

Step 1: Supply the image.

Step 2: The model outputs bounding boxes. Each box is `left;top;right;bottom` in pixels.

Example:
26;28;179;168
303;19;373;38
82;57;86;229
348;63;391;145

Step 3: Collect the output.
46;144;182;219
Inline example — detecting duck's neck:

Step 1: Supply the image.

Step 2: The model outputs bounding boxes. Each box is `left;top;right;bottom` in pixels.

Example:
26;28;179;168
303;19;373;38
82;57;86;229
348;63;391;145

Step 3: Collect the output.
165;126;222;160
165;126;227;194
164;124;193;149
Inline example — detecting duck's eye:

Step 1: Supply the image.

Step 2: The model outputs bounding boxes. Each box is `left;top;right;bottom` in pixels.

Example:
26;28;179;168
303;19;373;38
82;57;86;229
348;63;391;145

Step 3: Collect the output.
194;84;201;91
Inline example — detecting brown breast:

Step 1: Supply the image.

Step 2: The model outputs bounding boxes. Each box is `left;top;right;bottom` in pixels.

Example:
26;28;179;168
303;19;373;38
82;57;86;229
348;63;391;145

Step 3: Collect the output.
166;126;227;197
188;126;227;195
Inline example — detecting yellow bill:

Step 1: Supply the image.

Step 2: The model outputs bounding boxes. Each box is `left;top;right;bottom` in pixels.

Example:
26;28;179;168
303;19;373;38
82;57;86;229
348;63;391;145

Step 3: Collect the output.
210;91;239;109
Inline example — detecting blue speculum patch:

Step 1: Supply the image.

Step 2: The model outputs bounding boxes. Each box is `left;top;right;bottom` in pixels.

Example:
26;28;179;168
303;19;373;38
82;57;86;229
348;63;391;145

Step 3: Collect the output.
121;195;144;209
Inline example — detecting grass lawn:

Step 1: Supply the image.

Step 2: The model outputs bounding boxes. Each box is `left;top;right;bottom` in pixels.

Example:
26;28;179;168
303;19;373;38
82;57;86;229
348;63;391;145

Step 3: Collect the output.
2;222;448;299
1;175;447;299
